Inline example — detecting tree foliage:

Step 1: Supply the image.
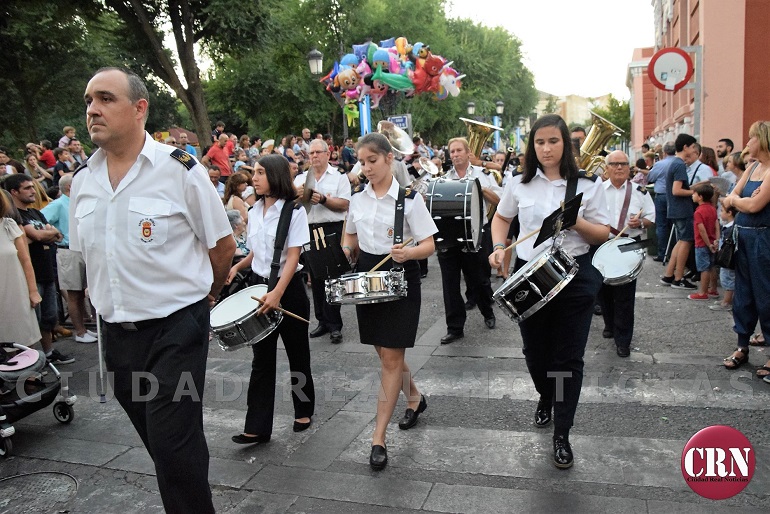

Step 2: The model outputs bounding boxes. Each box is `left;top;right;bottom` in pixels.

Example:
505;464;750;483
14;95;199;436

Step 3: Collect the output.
592;95;631;145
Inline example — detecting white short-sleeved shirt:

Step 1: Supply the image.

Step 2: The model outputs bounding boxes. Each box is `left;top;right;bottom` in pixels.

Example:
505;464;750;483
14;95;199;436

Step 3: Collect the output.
602;180;656;239
444;164;503;215
246;199;310;278
497;169;611;261
346;176;438;255
292;164;350;224
69;133;233;323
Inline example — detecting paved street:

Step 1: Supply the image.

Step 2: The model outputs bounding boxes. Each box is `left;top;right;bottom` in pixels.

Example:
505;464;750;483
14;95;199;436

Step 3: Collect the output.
2;253;769;513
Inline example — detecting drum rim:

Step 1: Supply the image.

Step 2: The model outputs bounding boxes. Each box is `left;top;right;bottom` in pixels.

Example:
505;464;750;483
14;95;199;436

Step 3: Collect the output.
211;284;268;328
215;310;283;351
592;237;646;283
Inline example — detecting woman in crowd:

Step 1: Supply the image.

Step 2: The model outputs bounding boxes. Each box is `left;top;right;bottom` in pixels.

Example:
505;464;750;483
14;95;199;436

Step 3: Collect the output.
700;146;720;177
342;132;438;470
489;114;610;469
0;190;42;346
223;172;249;223
24;154;53;188
237;168;257;207
723;151;746;190
722;121;770;373
226;209;249;258
227;154;315;444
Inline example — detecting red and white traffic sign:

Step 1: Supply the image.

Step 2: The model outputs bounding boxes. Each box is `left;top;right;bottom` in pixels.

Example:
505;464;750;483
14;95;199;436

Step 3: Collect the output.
648;47;694;92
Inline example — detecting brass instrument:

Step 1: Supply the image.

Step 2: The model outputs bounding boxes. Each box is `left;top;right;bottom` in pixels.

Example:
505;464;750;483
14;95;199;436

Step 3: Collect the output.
578;112;624;177
460;117;503;186
357;121;416;182
417;157;442;179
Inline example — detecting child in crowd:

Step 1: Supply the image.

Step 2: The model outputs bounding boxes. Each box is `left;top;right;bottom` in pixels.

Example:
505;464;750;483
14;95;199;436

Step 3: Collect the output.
52;147;72;186
688;183;719;301
710;205;736;311
58;126;76;148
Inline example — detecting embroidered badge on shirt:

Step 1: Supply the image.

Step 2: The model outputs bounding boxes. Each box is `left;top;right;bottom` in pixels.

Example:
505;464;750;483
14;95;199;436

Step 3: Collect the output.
387;226;394;238
140;218;156;243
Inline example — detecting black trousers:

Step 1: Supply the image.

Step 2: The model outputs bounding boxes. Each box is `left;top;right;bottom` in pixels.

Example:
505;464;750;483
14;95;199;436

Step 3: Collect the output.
438;244;495;334
517;253;603;435
598;278;637;348
465;222;494;304
245;273;315;435
102;298;214;514
307;221;343;331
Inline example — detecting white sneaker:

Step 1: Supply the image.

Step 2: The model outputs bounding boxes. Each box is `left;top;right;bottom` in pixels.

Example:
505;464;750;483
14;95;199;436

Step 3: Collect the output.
75;332;98;343
86;329;98;338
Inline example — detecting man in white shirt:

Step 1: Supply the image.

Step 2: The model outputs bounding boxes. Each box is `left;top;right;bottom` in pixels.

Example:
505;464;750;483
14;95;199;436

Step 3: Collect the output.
596;151;655;357
294;139;351;343
71;67;234;514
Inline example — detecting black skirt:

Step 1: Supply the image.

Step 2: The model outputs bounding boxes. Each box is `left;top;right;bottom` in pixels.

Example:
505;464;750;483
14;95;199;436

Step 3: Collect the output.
355;251;421;348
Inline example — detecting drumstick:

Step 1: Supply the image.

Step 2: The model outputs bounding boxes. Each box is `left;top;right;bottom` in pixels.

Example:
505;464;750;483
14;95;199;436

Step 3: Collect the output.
504;228;540;251
612;209;644;242
251;296;310;324
369;237;415;272
319;226;327;248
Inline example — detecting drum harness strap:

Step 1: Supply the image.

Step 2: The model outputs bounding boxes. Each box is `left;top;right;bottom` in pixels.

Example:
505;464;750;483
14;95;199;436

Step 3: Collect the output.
609;181;633;236
391;187;406;270
268;199;300;292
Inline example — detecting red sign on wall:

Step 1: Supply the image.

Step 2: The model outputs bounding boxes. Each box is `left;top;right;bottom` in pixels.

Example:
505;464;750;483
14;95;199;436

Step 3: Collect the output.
647;47;694;92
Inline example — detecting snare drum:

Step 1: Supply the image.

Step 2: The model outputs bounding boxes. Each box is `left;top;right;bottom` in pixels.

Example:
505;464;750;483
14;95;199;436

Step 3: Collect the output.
592;237;645;285
425;178;483;251
210;285;283;351
325;270;407;305
493;245;578;323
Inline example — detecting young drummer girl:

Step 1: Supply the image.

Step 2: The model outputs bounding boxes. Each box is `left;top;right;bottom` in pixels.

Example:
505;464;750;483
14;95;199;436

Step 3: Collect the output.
227;154;315;444
343;132;438;470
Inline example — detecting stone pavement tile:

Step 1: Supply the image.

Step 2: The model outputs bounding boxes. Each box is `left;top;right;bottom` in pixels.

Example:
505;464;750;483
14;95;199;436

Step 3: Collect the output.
647;499;765;513
9;428;131;466
283;411;375;470
431;346;520;359
245;464;433;510
654;352;737;366
68;471;165;513
287;496;435;513
339;424;689;490
221;490;298;513
423;483;648;514
414;318;445;346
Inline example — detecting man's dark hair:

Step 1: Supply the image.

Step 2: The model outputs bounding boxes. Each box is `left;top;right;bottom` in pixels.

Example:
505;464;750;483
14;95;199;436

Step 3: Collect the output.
93;67;149;104
522;114;578;184
663;141;676;155
692;182;714;202
675;133;697;152
3;172;33;193
40;140;52;150
719;138;734;151
570;126;587;136
641;143;650;152
208;165;221;172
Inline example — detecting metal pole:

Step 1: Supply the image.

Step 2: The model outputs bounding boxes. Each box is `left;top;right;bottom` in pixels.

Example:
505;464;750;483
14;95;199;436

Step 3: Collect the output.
681;45;702;140
493;115;501;151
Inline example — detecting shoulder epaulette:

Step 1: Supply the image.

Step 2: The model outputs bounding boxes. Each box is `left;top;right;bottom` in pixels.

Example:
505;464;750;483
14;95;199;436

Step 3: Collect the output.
404;187;418;199
72;159;89;177
637;185;648;194
577;169;598;182
352;184;366;194
170;148;198;170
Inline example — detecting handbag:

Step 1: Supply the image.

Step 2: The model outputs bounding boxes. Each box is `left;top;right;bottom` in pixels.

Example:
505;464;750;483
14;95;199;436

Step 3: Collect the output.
716;225;736;270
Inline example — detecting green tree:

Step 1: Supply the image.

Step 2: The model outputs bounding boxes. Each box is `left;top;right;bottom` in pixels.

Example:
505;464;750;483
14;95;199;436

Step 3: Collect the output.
592;95;631;145
543;95;559;114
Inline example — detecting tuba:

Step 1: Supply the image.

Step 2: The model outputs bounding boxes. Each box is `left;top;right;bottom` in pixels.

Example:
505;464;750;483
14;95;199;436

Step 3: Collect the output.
578;112;624;177
357;121;416;183
460;117;503;186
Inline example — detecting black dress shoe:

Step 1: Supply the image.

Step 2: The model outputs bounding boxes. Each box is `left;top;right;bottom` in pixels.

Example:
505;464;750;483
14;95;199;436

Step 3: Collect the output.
369;444;388;470
602;328;613;339
398;395;427;430
553;435;573;469
464;299;476;311
484;317;496;329
534;398;552;428
616;346;631;358
293;418;312;432
231;433;271;445
330;330;343;344
440;332;464;345
593;304;602;316
310;324;330;338
652;256;664;262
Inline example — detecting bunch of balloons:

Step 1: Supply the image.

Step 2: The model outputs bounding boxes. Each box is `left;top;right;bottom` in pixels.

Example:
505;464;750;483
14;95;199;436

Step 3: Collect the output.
320;37;464;122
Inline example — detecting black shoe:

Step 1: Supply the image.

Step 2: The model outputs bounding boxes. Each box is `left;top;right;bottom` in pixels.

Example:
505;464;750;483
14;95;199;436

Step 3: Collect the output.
534;398;552;428
593;304;602;316
553;435;573;469
616;346;631;358
464;299;476;311
232;433;271;445
369;444;388;470
484;317;496;329
293;418;312;432
420;271;428;279
398;395;427;430
330;330;342;344
310;324;330;338
652;256;664;262
440;332;464;345
659;275;674;286
671;278;697;290
602;328;613;339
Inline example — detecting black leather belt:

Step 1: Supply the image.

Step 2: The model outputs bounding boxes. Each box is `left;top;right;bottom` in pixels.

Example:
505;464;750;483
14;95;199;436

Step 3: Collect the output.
106;318;165;332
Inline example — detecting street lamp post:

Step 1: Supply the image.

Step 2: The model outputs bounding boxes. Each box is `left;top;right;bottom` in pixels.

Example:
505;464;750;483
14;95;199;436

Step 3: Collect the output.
306;47;349;141
493;101;504;151
466;102;476;116
516;116;527;153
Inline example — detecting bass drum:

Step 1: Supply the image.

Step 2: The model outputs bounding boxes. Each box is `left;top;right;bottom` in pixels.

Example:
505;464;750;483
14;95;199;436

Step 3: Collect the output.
592;237;645;285
425;178;483;252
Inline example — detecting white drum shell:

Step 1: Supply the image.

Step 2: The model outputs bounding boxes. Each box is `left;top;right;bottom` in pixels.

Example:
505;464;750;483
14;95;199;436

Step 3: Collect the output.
592;237;645;285
210;285;283;351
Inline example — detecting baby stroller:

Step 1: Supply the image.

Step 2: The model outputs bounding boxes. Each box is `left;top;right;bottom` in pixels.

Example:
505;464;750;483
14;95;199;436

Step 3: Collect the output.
0;342;76;456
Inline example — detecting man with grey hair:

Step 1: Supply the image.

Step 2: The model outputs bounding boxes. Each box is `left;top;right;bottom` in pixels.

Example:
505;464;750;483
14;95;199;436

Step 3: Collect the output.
41;173;96;343
294;138;350;343
645;141;676;261
70;67;234;513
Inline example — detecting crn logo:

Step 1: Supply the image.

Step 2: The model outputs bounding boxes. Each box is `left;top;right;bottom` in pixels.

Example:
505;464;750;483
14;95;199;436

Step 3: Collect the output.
683;447;751;478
